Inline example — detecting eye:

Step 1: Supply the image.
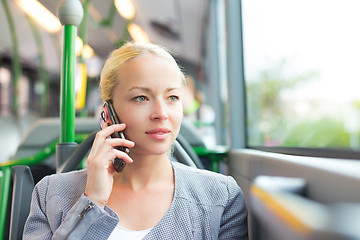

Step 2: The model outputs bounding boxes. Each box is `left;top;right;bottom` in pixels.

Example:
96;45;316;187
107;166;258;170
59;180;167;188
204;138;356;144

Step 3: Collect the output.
133;95;148;102
168;95;180;102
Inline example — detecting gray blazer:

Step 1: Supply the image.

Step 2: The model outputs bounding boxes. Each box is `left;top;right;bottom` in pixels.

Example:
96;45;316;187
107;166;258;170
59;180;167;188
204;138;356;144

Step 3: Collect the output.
23;162;248;239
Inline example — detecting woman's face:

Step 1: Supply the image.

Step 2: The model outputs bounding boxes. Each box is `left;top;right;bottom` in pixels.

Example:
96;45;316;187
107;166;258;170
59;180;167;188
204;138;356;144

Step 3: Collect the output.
112;54;183;156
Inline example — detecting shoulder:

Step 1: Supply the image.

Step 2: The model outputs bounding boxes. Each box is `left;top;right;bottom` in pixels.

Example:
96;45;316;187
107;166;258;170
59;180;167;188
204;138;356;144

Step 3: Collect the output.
172;162;240;206
172;161;230;183
35;169;88;200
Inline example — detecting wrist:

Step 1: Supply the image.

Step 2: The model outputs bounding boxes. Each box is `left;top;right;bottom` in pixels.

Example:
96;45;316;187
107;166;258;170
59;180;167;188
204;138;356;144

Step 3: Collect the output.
84;192;107;209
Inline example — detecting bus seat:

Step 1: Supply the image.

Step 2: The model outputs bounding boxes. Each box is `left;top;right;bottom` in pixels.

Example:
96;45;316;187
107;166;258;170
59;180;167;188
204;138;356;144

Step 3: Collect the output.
9;166;34;240
174;134;204;169
57;131;97;173
172;139;198;169
13;117;204;171
179;118;206;148
14;118;99;165
57;131;204;173
0;117;21;163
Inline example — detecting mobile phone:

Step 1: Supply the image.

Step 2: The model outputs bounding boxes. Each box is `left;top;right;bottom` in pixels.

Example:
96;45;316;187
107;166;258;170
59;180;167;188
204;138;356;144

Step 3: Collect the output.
100;100;130;172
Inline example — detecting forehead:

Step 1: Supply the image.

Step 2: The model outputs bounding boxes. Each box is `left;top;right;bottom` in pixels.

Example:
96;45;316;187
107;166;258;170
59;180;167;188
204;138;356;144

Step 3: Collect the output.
116;55;182;87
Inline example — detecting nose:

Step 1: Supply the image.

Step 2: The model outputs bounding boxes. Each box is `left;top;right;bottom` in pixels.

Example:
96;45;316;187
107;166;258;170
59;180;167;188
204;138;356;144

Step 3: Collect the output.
150;99;169;120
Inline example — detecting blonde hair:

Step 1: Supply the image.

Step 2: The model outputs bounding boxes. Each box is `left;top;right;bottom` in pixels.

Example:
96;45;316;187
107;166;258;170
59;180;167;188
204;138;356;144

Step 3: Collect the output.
99;41;185;101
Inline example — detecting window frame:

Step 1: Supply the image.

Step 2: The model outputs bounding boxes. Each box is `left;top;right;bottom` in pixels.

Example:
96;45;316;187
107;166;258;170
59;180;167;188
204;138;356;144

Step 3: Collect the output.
225;0;360;160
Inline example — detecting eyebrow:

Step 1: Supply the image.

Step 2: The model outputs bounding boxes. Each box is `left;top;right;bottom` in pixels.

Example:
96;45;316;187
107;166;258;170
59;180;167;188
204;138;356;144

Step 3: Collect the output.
129;86;180;92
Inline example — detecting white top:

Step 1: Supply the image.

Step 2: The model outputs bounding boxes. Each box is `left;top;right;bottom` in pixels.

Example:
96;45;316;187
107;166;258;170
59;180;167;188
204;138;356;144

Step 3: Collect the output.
108;226;152;240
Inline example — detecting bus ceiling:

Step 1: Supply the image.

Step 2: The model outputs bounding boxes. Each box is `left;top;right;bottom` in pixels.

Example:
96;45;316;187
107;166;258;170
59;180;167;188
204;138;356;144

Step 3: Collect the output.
0;0;210;74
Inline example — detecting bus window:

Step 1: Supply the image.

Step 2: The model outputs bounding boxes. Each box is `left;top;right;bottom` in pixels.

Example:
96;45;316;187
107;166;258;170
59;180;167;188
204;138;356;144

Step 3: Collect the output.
242;0;360;150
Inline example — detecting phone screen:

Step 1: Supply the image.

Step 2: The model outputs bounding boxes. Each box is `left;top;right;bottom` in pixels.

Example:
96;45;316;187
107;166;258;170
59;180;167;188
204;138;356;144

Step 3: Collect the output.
100;101;130;172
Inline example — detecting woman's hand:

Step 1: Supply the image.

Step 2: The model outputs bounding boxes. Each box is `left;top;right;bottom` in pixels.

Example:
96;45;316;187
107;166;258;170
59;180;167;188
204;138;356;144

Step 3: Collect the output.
85;123;134;208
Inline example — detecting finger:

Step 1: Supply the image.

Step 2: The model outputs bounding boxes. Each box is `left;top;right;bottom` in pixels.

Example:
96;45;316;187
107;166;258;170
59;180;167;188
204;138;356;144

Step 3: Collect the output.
112;148;134;163
109;123;127;132
97;123;126;139
106;138;135;148
101;121;108;130
89;131;112;156
102;147;133;164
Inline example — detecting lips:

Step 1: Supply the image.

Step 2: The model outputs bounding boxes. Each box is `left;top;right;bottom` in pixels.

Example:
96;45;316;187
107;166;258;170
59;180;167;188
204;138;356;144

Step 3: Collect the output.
146;128;170;140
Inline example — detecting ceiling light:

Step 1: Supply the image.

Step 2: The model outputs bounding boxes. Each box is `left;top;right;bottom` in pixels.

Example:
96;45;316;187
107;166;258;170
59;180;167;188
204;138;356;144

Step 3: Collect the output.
75;37;94;59
75;36;84;56
114;0;136;20
128;23;150;43
16;0;62;33
0;68;10;84
82;44;94;59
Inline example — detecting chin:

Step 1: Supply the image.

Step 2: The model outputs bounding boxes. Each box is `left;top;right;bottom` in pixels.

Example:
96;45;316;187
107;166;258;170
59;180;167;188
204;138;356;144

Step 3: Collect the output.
132;136;176;156
150;146;172;156
133;144;172;156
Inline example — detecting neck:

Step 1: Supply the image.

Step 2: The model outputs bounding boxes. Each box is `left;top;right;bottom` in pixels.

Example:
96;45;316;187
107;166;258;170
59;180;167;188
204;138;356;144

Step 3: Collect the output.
113;153;173;191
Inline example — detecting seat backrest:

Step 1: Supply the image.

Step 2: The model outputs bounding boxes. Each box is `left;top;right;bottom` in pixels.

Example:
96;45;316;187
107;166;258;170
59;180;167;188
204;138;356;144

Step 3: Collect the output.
13;118;99;168
179;118;206;148
9;166;34;240
174;135;204;169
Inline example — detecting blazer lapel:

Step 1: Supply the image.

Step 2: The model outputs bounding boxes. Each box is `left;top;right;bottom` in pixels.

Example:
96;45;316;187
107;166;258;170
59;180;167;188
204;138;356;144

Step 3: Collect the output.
143;197;194;239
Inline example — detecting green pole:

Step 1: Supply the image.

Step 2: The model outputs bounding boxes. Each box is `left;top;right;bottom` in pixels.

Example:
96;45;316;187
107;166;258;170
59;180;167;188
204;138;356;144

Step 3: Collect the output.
0;167;11;240
60;25;77;143
2;0;21;115
27;16;49;116
56;0;84;169
100;1;116;26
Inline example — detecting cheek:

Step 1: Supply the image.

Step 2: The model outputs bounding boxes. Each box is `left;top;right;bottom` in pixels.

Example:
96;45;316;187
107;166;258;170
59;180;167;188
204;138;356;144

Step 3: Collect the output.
116;107;144;132
118;103;183;130
171;109;183;129
121;111;142;126
121;116;143;141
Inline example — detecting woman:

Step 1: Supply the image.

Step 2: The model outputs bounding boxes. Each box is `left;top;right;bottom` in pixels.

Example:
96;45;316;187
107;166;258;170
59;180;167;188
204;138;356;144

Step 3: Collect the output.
23;42;248;239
